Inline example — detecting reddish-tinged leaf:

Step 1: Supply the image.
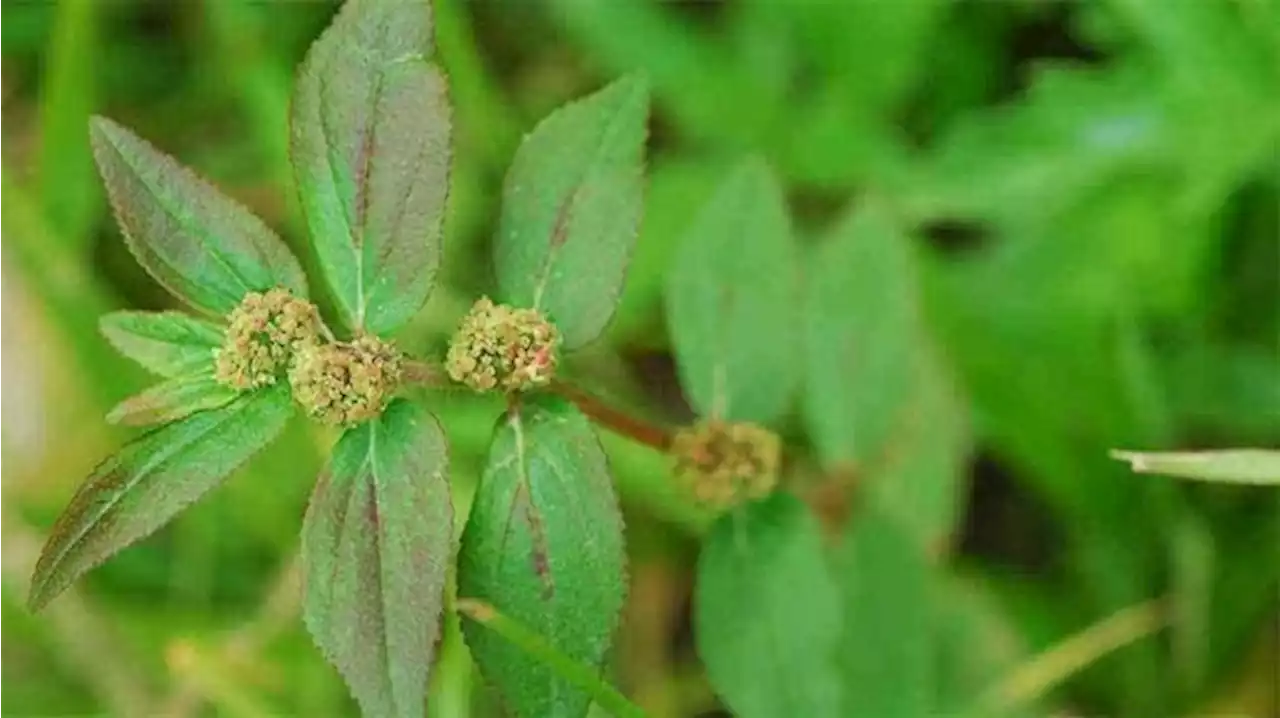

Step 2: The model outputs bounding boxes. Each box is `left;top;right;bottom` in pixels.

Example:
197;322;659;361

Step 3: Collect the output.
303;399;453;718
90;117;307;314
106;373;238;427
30;384;293;610
495;75;648;349
292;0;452;335
458;396;627;718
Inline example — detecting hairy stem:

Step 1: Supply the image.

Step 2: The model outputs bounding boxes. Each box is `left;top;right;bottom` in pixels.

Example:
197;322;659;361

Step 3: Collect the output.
550;380;672;452
456;599;649;718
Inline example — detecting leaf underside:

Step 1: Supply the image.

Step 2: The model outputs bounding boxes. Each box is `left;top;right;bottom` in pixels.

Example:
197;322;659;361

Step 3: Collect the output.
695;493;842;718
458;396;627;718
292;0;452;336
90;116;308;315
303;398;453;718
29;384;293;610
666;157;798;424
495;75;648;350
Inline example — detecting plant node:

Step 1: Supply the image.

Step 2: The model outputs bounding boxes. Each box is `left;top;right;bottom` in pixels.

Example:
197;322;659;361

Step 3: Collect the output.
214;288;322;390
672;420;781;509
446;297;560;393
289;335;403;425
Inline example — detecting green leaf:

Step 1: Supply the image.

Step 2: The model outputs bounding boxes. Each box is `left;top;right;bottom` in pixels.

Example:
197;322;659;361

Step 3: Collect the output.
695;493;841;718
99;310;224;378
666;158;797;424
89;116;308;315
458;396;626;718
839;507;934;718
1111;449;1280;485
29;384;293;610
292;0;451;336
106;373;239;427
865;346;971;549
494;75;648;349
303;399;452;718
804;202;920;468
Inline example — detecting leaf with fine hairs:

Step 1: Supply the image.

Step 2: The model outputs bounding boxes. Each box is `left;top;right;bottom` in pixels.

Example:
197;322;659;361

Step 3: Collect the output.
666;158;798;424
292;0;451;336
495;75;648;349
106;372;239;427
89;117;308;315
458;396;626;718
695;492;842;718
29;384;293;610
303;399;453;718
99;310;224;378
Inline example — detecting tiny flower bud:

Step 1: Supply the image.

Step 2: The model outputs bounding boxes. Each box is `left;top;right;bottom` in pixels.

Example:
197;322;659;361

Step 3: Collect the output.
445;297;560;393
289;335;403;426
672;420;782;509
214;288;322;391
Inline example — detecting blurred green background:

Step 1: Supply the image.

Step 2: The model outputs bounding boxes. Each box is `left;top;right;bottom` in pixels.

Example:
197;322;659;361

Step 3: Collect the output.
2;0;1277;716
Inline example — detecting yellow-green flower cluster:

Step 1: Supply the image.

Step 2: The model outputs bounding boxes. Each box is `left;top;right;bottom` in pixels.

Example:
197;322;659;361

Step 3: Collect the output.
289;335;404;426
214;288;321;391
672;420;781;509
445;297;560;393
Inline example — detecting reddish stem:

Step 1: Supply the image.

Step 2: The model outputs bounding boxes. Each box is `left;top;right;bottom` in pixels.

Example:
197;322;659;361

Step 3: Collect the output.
550;380;672;452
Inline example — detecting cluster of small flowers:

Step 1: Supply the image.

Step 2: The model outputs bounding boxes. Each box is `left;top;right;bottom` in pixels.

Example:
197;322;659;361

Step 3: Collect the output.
213;288;321;390
289;335;403;426
445;297;560;393
672;419;781;509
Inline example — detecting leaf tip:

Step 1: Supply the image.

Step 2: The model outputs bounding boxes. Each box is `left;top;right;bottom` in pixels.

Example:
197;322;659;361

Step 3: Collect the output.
1110;450;1145;472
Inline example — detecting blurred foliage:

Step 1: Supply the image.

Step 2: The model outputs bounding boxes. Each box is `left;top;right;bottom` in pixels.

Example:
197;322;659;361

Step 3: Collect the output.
2;0;1277;717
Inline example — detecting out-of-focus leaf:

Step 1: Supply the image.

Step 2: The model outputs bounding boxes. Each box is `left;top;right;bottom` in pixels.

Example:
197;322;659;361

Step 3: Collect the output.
303;399;452;718
804;202;920;469
839;507;934;718
867;347;971;549
292;0;451;336
936;577;1033;717
666;158;797;425
89;116;308;314
39;0;99;247
99;311;223;378
106;373;238;427
458;396;625;718
494;75;648;350
1111;450;1280;484
695;492;841;718
29;384;293;610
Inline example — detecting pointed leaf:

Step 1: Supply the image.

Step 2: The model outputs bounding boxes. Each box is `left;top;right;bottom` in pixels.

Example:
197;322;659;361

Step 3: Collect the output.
30;384;293;610
804;202;920;468
100;310;224;378
839;507;935;718
865;347;971;548
292;0;451;335
303;399;452;718
458;396;626;718
495;75;648;349
90;116;307;314
695;493;841;718
107;373;239;427
666;158;798;424
1111;449;1280;484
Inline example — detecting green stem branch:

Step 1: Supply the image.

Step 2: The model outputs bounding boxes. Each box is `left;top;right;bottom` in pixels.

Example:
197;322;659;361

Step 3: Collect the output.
456;599;649;718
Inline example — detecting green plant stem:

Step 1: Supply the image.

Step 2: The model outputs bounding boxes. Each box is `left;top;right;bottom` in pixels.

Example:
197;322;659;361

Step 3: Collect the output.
550;380;672;452
456;599;649;718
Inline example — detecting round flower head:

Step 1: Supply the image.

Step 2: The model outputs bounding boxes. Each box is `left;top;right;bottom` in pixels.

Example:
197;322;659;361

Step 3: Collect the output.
446;297;560;393
289;335;403;426
672;419;782;509
214;288;321;391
